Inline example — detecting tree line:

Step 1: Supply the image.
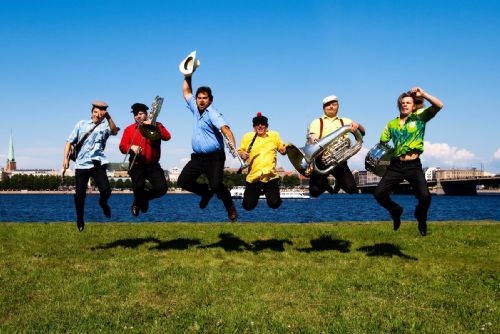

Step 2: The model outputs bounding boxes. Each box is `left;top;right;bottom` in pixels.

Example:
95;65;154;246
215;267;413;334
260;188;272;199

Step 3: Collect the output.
0;172;301;191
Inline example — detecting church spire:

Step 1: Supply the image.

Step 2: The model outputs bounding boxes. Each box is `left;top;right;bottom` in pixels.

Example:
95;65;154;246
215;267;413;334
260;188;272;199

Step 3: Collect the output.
6;130;16;171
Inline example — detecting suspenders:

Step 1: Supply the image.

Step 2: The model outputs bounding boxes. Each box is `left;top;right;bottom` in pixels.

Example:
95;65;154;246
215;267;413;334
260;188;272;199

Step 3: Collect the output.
318;117;344;139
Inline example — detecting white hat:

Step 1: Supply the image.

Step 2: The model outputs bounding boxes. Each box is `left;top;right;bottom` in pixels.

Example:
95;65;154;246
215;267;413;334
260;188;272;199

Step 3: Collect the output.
322;95;338;105
179;50;200;76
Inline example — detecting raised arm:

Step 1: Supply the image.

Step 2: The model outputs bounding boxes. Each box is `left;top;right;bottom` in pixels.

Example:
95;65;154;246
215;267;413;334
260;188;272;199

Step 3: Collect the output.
103;111;118;135
183;75;193;102
411;87;444;114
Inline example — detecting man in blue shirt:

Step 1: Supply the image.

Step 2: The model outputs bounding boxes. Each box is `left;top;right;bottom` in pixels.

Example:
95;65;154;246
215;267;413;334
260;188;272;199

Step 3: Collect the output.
63;101;118;231
178;73;238;222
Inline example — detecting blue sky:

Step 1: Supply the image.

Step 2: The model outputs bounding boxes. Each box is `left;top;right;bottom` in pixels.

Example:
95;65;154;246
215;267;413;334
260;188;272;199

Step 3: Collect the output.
1;0;499;173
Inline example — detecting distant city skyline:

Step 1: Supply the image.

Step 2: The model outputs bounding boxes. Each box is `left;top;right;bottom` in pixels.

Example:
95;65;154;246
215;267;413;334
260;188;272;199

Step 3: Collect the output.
1;1;499;173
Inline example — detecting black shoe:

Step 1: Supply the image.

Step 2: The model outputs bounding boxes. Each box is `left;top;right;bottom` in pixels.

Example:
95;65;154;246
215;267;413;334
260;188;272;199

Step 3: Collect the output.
101;203;111;218
140;200;149;213
391;206;403;231
131;203;140;217
76;218;85;232
228;205;237;222
418;220;427;236
199;191;214;209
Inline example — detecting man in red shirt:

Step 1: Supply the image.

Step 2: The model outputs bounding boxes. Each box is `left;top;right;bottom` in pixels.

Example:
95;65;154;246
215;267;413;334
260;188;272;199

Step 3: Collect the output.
119;103;171;216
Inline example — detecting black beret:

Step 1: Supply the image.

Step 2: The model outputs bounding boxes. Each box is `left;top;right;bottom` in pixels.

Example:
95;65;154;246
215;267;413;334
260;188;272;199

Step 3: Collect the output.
252;112;268;126
131;103;149;114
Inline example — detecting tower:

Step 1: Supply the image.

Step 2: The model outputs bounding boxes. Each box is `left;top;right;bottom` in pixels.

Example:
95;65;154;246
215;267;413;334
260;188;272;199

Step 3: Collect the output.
6;130;16;172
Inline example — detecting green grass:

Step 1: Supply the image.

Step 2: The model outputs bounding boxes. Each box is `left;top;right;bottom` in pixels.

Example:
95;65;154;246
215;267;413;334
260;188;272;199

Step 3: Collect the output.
0;221;499;333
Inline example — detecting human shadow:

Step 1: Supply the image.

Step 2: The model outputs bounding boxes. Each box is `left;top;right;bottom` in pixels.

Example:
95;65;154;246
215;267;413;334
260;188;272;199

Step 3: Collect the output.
150;238;201;251
91;237;161;250
199;232;252;252
251;239;293;252
297;234;351;253
356;243;418;260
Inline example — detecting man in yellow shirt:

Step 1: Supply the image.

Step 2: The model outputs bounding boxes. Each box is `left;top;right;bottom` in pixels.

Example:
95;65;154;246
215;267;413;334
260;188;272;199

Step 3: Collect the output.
307;95;365;197
238;112;287;210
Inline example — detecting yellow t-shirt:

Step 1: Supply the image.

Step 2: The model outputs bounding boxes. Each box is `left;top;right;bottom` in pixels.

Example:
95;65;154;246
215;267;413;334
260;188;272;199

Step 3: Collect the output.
238;130;284;183
308;115;352;139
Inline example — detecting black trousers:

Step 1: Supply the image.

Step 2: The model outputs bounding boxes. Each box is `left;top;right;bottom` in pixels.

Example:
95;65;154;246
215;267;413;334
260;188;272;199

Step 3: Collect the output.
242;178;282;211
373;158;431;222
74;161;111;221
308;162;358;197
128;163;168;207
177;150;234;210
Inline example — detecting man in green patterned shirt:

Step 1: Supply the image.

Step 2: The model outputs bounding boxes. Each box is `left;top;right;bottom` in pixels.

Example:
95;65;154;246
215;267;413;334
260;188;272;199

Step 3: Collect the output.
374;87;444;236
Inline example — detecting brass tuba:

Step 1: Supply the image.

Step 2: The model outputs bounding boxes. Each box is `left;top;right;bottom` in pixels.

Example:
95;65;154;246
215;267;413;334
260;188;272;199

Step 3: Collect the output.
139;96;164;141
286;125;363;176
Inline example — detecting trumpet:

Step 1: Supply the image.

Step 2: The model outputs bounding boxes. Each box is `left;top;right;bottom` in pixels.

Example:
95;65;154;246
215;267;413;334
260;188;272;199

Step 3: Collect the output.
287;125;363;176
122;96;164;171
221;130;248;173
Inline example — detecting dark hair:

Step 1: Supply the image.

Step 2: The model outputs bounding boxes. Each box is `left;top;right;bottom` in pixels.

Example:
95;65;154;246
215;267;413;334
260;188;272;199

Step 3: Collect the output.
195;86;213;101
397;91;415;111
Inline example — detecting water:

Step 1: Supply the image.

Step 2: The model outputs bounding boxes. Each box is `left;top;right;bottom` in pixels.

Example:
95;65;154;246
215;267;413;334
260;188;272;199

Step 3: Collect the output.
0;193;499;222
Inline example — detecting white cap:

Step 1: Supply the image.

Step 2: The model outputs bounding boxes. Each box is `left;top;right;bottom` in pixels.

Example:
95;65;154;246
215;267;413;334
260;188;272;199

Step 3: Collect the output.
322;95;338;105
179;50;200;76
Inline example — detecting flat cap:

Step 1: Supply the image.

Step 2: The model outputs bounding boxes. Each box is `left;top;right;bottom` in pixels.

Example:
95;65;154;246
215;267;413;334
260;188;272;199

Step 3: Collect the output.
92;100;109;108
131;103;149;114
322;95;338;105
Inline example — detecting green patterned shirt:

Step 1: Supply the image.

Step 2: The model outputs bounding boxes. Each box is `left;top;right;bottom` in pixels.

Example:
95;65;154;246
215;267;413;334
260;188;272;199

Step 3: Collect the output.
380;107;437;157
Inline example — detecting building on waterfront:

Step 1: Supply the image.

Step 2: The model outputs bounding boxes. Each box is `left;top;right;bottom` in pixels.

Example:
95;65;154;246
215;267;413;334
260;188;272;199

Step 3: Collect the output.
166;167;182;182
435;168;494;180
356;170;382;187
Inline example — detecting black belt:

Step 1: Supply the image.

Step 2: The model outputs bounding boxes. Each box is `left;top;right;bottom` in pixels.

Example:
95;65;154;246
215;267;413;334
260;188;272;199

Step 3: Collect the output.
191;149;224;158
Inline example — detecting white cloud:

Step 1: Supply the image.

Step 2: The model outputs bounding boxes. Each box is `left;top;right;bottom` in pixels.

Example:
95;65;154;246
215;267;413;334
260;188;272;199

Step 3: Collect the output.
493;148;500;160
421;141;476;167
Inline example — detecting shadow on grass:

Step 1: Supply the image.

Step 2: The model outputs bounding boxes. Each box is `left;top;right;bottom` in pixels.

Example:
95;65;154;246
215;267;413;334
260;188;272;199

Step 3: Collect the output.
357;243;418;260
91;237;201;251
150;238;201;251
199;232;252;252
91;237;161;250
251;239;293;252
297;234;351;253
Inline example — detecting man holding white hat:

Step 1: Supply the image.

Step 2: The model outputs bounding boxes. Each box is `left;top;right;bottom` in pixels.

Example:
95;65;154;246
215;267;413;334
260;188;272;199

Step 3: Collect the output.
177;51;238;222
306;94;365;197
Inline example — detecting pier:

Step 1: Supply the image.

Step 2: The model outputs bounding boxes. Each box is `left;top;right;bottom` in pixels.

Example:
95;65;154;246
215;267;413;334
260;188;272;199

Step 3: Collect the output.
358;175;500;196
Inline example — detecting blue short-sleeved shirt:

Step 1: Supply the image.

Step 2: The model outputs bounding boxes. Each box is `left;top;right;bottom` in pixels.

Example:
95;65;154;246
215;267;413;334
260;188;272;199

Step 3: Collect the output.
187;95;227;153
67;119;112;169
